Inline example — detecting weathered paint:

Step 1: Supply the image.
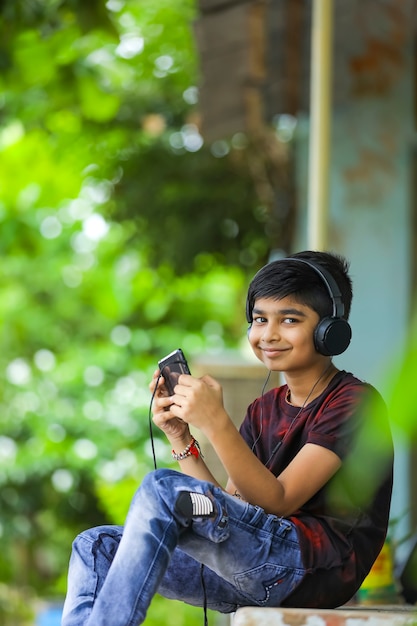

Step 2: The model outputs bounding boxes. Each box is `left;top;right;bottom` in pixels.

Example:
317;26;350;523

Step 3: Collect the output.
294;0;414;555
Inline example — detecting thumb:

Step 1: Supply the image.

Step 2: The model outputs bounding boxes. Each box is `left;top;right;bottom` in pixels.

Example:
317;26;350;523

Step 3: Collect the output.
200;374;221;390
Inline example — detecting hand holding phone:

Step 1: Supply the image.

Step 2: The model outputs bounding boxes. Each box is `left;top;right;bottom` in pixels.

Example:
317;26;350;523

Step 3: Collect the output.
158;349;191;396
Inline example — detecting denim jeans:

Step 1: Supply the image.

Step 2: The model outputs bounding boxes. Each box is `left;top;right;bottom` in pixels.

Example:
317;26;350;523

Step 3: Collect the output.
61;468;305;626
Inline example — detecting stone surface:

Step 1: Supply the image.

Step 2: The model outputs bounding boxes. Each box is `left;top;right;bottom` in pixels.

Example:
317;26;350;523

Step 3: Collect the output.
232;606;417;626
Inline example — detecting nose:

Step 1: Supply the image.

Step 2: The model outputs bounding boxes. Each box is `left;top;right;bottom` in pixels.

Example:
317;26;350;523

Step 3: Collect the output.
261;322;280;342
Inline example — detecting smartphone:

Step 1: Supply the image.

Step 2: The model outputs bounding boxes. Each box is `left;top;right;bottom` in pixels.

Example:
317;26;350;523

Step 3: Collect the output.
158;348;191;395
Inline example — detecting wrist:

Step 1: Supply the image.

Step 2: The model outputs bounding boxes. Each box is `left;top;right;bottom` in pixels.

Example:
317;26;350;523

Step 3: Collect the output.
201;408;230;441
172;436;203;461
168;430;192;450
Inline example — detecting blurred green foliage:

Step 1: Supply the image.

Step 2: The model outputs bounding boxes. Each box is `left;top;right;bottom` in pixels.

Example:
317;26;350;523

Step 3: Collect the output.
384;326;417;446
0;0;270;622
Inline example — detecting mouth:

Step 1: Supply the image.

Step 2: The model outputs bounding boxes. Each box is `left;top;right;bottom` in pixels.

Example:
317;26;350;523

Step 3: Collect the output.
261;347;289;358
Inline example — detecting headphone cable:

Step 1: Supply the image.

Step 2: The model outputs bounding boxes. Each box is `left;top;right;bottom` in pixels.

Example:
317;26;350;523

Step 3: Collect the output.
148;371;163;471
251;370;272;452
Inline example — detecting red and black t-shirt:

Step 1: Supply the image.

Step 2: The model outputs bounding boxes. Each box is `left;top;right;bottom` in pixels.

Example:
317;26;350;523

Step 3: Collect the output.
239;370;393;608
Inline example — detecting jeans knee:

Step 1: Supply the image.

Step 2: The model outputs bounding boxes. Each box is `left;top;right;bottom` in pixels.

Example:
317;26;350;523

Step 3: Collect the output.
78;525;118;543
72;526;97;549
138;468;179;498
128;469;181;513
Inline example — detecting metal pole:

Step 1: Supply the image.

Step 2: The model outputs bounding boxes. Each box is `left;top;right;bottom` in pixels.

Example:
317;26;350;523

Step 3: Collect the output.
307;0;333;250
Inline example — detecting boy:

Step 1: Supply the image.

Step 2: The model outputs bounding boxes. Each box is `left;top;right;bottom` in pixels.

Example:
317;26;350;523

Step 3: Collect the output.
61;250;393;626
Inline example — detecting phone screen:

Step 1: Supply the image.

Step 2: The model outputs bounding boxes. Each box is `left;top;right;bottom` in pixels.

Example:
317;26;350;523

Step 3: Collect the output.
158;349;191;395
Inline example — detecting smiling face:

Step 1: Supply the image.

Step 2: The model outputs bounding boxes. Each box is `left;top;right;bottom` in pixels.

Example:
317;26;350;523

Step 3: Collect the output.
248;296;325;374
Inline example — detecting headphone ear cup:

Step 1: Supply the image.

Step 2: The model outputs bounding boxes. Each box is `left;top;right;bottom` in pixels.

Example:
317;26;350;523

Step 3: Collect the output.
314;317;352;356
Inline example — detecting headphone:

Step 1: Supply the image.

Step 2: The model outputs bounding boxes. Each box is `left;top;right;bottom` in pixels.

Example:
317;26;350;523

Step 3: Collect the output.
246;258;352;356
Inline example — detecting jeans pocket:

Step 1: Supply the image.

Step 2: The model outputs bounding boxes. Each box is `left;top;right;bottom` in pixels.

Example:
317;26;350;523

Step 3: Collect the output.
233;563;303;606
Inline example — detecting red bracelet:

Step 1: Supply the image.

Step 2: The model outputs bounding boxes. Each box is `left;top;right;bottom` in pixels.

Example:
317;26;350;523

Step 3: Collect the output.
172;437;203;461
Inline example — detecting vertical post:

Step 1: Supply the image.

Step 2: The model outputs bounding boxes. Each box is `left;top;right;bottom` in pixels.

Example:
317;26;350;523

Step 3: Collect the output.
307;0;333;250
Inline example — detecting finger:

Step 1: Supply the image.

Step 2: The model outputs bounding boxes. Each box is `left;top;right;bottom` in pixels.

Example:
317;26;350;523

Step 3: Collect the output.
149;370;163;391
151;376;171;398
153;391;174;413
177;373;194;387
200;374;219;388
153;407;175;424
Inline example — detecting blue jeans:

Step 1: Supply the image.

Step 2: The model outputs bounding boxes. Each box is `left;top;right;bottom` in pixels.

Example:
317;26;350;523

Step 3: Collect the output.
61;469;305;626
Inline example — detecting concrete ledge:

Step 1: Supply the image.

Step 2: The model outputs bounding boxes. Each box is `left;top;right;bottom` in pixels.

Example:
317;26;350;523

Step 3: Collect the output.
232;606;417;626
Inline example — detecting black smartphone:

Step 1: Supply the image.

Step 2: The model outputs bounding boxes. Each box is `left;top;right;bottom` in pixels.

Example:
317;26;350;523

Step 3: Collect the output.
158;348;191;395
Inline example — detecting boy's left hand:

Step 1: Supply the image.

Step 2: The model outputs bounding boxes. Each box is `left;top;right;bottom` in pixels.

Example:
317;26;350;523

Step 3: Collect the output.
168;374;227;435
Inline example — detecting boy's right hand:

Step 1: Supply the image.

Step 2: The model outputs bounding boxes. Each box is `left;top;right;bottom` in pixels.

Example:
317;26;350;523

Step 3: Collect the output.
149;370;192;444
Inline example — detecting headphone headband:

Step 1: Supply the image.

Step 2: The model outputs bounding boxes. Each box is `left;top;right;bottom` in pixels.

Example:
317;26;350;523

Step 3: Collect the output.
288;258;345;318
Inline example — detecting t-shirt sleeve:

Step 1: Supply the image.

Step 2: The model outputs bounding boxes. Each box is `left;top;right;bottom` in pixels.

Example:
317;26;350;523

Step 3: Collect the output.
306;383;388;460
239;399;259;448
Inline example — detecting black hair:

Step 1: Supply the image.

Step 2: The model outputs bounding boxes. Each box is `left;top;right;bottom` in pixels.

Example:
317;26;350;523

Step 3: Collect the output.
246;250;353;324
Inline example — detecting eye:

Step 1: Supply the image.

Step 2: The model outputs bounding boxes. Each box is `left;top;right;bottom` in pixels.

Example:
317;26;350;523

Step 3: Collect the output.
283;317;299;324
253;315;267;324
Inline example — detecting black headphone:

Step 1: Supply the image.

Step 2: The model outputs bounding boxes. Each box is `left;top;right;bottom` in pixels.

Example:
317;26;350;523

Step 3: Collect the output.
246;258;352;356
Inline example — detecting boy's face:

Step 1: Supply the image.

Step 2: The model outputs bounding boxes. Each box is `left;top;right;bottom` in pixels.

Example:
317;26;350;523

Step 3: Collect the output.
248;295;323;372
